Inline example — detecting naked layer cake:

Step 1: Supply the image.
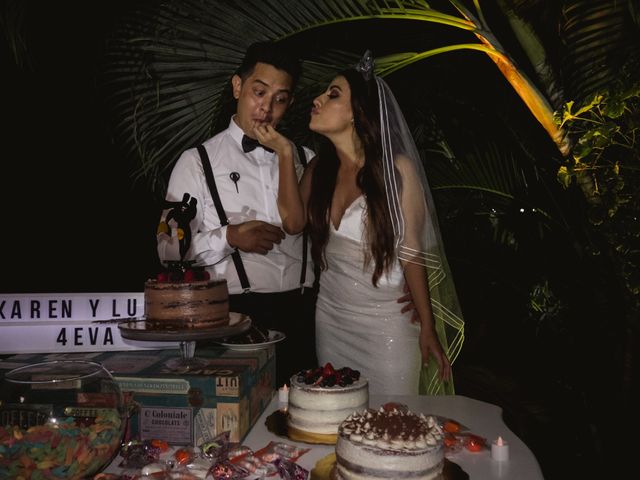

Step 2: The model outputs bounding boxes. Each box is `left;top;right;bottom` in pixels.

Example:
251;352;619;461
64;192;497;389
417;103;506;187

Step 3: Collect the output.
287;363;368;443
144;266;229;329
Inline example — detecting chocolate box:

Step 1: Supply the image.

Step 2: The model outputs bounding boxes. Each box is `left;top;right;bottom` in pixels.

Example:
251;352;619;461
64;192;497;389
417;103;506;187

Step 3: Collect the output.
0;345;275;444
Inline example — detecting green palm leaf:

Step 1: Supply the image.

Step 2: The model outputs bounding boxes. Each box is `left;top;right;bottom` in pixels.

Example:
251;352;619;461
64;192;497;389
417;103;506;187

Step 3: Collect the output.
559;0;640;99
102;0;566;191
501;0;640;102
429;141;566;228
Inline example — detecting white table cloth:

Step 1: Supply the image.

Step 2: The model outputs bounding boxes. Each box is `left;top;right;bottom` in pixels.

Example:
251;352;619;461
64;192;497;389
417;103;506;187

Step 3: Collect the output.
244;394;544;480
104;394;544;479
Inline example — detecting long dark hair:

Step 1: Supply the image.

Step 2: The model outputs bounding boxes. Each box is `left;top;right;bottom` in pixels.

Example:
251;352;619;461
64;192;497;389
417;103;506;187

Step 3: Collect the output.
308;69;395;286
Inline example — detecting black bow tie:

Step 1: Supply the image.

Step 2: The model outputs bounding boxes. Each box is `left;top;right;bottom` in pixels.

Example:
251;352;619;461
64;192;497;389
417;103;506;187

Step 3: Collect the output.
242;135;273;153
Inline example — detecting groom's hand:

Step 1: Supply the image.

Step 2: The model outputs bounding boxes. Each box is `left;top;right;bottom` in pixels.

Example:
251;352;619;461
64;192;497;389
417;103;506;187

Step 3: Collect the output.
227;221;285;255
397;282;420;324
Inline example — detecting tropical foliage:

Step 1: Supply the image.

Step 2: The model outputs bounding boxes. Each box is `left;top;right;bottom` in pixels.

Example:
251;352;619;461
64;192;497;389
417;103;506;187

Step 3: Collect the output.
556;83;640;319
99;0;572;191
99;3;637;475
2;0;639;477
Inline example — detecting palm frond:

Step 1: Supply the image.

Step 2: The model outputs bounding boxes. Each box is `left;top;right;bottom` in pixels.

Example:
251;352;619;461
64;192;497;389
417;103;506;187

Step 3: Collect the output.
430;142;527;198
432;146;556;249
103;0;568;191
494;0;566;110
0;0;32;70
449;0;568;154
559;0;640;100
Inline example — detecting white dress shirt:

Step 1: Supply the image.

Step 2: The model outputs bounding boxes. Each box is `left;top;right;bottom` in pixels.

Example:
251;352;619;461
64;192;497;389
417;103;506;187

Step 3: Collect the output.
157;117;314;294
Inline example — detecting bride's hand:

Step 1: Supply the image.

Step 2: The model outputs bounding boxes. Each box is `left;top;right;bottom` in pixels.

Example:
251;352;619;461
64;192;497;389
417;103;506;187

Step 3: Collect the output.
253;123;291;157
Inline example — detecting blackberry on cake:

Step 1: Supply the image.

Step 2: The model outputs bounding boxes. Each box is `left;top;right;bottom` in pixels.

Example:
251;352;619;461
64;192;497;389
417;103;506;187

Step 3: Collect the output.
144;261;230;329
150;194;230;330
287;363;369;443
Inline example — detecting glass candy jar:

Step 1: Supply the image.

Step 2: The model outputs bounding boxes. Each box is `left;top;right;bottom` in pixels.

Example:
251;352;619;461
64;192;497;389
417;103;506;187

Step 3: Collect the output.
0;360;127;479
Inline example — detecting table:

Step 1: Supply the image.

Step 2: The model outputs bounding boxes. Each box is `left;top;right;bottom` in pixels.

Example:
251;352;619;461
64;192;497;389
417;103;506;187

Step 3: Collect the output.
244;394;544;480
104;394;543;479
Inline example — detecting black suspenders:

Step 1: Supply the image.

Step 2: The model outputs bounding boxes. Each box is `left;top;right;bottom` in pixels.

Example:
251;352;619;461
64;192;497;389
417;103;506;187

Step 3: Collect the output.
197;145;251;291
196;143;309;293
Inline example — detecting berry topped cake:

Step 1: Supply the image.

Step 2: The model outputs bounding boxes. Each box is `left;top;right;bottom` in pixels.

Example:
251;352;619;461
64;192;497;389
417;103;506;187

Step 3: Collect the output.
332;405;445;480
144;262;229;329
287;363;369;444
149;194;231;330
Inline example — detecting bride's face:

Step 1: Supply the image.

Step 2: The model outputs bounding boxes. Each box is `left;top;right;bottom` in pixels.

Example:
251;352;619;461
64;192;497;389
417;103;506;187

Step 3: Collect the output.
309;76;354;137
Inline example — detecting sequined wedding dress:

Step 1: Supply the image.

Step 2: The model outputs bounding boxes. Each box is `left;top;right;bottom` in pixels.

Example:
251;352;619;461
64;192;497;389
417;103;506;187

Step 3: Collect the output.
315;196;421;395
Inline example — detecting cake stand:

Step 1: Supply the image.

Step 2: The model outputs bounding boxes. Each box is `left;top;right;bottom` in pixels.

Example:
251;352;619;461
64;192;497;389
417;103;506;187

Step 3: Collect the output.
118;312;251;371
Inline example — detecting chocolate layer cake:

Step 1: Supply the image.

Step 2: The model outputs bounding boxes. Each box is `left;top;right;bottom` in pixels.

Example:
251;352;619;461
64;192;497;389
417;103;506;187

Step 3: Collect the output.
144;278;229;329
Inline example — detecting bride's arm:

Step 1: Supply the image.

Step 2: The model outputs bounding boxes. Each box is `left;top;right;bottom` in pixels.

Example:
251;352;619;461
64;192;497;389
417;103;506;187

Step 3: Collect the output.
254;124;307;234
402;262;451;382
298;157;317;221
396;153;451;381
275;151;317;235
276;142;306;234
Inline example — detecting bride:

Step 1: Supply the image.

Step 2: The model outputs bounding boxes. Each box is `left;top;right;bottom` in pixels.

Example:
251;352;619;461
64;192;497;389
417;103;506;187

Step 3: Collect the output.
254;52;464;395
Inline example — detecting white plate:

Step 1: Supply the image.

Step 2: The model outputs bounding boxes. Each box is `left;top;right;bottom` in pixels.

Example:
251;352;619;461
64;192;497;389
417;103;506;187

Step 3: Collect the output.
217;330;286;350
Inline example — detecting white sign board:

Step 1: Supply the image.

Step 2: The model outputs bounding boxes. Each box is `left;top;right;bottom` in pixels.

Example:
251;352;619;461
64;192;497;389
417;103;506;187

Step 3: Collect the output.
0;293;179;354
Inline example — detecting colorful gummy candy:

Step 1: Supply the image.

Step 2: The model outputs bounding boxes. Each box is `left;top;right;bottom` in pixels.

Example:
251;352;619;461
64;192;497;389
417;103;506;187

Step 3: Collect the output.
0;410;123;480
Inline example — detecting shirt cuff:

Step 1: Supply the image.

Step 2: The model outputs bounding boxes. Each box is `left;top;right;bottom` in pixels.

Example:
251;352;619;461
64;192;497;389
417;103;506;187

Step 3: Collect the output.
209;224;235;257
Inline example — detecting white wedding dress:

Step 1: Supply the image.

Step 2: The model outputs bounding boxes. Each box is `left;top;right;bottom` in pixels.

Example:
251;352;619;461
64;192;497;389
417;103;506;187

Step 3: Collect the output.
315;196;421;395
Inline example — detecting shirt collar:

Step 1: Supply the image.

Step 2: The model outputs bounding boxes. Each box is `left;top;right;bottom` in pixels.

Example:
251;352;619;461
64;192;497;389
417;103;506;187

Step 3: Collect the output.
228;116;246;149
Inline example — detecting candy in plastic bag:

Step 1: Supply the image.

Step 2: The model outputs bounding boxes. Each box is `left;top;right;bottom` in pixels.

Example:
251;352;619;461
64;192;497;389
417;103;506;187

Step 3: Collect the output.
274;457;309;480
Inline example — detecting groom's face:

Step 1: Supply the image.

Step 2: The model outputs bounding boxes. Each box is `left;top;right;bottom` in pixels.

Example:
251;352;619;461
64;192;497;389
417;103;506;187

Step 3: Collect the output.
232;62;294;138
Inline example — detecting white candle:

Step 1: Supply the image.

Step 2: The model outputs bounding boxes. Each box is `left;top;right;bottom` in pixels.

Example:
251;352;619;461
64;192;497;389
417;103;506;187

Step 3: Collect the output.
278;384;289;403
491;436;509;461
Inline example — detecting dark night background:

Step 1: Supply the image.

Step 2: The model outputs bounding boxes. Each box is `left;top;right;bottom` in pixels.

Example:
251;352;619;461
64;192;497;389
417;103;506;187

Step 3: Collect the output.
1;2;560;292
1;2;636;479
2;1;161;293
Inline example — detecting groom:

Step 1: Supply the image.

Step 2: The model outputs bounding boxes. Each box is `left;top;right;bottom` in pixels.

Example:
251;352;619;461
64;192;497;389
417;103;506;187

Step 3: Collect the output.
157;41;316;387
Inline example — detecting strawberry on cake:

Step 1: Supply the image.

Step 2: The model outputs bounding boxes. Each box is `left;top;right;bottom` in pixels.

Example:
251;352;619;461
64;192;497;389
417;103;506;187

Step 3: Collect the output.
144;262;229;329
287;363;369;443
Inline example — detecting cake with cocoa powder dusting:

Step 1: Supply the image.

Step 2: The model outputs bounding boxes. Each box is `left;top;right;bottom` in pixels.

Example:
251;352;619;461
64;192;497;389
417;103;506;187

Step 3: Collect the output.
144;263;229;329
287;363;368;444
332;405;445;480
